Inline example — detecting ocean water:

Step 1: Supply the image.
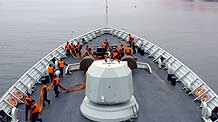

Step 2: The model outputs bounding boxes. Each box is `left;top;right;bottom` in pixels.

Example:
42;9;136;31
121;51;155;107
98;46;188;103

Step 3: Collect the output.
0;0;218;96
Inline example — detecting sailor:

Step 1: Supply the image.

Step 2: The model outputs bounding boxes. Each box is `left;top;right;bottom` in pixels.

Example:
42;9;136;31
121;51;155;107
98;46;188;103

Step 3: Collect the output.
65;41;71;57
42;82;50;106
104;39;109;47
53;75;60;97
30;100;42;122
131;39;137;54
47;64;54;82
101;42;107;54
86;45;92;55
115;47;122;60
71;42;76;56
58;59;66;78
127;34;133;47
76;42;82;57
112;50;119;61
104;52;110;62
125;46;132;55
25;93;32;121
120;45;125;58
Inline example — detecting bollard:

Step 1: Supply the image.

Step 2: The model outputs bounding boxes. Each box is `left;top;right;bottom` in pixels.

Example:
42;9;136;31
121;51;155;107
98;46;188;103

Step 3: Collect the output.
11;107;17;122
202;102;212;119
158;58;161;69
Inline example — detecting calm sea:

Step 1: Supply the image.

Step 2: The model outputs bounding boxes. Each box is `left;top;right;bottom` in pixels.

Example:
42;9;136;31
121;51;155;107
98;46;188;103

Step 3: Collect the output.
0;0;218;96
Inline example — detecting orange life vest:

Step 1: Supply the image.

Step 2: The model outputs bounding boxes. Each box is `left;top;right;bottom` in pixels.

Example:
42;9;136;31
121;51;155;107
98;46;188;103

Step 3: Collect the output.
125;47;132;54
102;43;107;49
71;44;75;50
86;48;92;54
77;43;81;49
104;41;108;47
112;52;119;59
65;44;71;50
31;103;40;114
53;77;60;86
25;96;32;106
58;61;65;68
116;47;122;54
48;66;54;74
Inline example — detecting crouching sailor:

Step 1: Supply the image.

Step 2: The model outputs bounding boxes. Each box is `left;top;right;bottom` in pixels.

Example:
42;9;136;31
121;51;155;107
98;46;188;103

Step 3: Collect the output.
53;75;60;97
31;100;42;122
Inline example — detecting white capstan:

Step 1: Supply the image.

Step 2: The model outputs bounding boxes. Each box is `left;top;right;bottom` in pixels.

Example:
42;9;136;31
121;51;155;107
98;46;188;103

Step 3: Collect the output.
80;60;139;122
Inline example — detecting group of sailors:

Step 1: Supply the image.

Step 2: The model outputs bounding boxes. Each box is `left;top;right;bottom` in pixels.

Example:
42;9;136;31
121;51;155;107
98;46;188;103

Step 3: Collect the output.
25;93;41;122
65;34;137;61
65;41;82;58
25;59;67;122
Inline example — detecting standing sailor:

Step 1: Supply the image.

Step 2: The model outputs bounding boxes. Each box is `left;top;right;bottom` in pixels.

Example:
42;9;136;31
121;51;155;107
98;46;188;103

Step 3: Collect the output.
42;82;50;106
53;75;60;97
71;42;76;56
131;39;137;54
30;100;42;122
76;42;82;57
127;34;133;47
47;64;54;82
25;93;32;121
65;41;71;57
58;59;66;78
120;45;125;58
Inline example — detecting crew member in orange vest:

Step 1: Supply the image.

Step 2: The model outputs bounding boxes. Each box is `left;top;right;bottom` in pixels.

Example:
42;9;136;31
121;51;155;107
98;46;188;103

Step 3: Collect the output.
102;42;107;54
65;41;71;57
112;50;119;61
76;42;82;56
116;47;122;60
104;39;109;47
127;34;133;47
71;43;76;56
53;75;60;97
31;100;42;122
48;64;54;82
125;46;132;55
25;93;32;121
58;59;66;78
42;82;50;106
86;45;92;55
131;39;137;54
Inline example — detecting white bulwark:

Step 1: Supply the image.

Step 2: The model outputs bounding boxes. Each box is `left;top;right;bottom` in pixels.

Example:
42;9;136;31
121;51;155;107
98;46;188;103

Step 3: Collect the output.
80;60;139;121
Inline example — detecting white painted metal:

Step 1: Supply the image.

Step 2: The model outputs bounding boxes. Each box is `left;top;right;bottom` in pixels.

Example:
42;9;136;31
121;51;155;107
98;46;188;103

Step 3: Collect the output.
11;107;18;122
136;62;152;73
81;60;138;121
86;60;133;104
65;63;80;74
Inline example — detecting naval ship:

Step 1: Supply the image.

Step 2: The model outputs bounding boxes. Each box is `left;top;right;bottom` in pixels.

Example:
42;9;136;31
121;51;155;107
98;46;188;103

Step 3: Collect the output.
0;27;218;122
